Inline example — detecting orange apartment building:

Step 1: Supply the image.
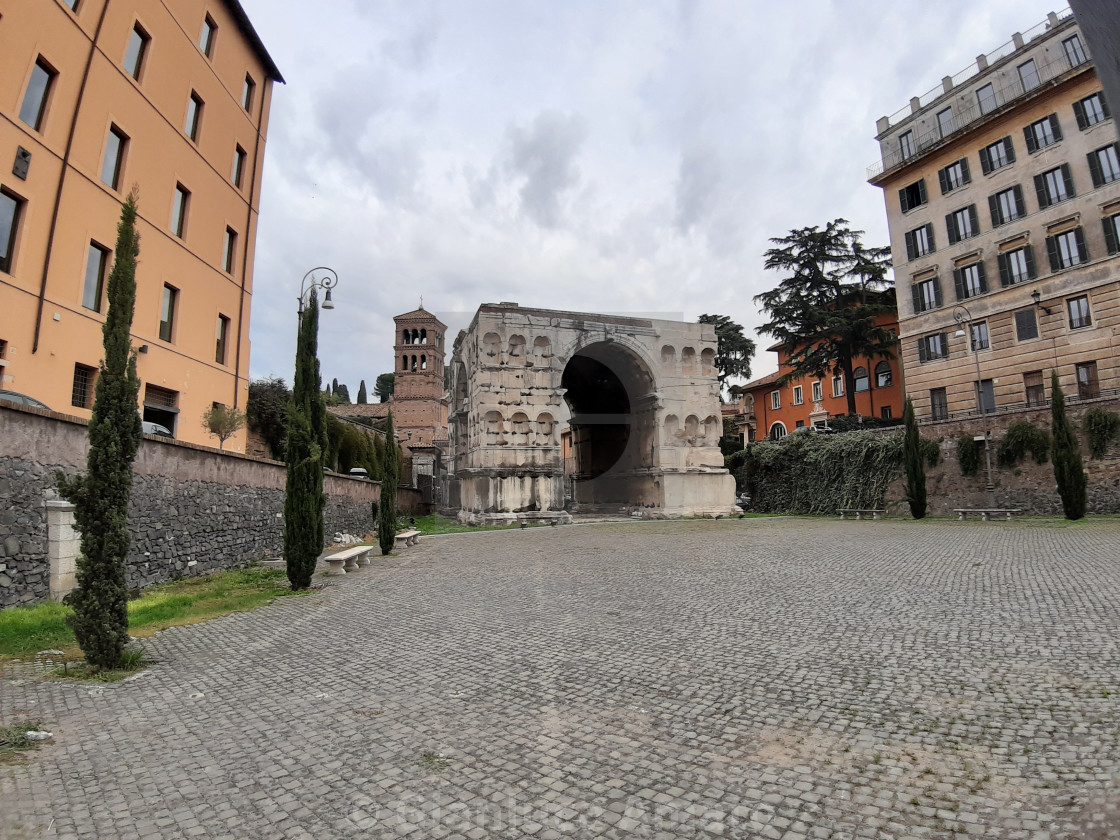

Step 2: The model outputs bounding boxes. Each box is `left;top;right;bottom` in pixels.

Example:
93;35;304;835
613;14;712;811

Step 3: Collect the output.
1;0;281;449
739;309;905;441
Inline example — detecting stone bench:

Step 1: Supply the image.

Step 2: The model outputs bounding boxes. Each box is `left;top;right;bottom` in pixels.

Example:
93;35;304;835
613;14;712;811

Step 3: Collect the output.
321;544;373;575
954;509;1022;521
395;529;421;548
837;509;885;521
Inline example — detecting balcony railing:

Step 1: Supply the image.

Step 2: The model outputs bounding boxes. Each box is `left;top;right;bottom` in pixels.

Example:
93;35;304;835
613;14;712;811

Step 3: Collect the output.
868;8;1079;180
922;386;1119;425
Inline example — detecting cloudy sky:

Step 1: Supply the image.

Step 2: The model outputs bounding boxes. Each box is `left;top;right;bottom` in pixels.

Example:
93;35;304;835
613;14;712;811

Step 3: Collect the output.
239;0;1067;393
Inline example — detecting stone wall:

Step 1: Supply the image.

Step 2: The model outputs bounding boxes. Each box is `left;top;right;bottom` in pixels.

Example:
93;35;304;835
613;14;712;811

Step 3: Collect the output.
0;404;421;608
881;397;1120;515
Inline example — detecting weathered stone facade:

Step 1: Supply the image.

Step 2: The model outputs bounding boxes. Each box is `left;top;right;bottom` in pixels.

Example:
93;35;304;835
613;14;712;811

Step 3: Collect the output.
0;403;420;608
448;304;737;523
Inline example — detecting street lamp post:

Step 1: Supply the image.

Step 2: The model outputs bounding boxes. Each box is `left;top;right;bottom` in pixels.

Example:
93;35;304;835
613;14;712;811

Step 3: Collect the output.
952;304;995;506
298;266;338;314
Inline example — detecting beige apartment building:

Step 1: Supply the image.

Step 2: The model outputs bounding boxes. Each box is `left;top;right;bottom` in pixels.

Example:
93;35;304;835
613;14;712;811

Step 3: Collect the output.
868;10;1119;423
1;0;281;449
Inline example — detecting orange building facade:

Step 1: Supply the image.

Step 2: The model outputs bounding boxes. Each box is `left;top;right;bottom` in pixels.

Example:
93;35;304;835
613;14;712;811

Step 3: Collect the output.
739;311;906;441
1;0;281;449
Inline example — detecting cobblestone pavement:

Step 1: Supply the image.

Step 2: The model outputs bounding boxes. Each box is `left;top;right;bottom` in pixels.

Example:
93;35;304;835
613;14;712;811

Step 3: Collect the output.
2;517;1120;840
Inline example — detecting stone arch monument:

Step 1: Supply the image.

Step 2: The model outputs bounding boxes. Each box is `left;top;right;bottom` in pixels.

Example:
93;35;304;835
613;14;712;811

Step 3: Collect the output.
447;303;737;524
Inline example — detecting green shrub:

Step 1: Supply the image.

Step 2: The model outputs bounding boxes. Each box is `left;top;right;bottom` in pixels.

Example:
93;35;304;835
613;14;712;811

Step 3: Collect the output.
1083;408;1120;459
997;421;1050;467
957;435;981;477
1051;371;1087;520
903;397;926;519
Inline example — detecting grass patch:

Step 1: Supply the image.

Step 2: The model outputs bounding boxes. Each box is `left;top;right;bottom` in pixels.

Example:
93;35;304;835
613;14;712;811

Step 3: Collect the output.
0;720;46;764
0;566;301;663
410;513;525;535
417;751;451;772
54;648;147;683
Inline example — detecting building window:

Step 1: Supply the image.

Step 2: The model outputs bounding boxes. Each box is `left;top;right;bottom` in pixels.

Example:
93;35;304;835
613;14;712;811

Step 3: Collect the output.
875;361;892;388
1024;114;1062;153
1035;164;1074;209
232;145;247;188
905;223;934;260
1068;295;1092;330
1018;59;1040;93
20;58;57;132
199;14;217;57
930;388;948;421
82;242;109;312
66;0;80;10
171;184;189;237
123;23;149;80
143;384;179;436
969;321;990;351
989;185;1024;227
241;74;256;111
899;179;927;213
881;406;892;420
918;333;948;362
938;158;971;194
1064;35;1087;67
976;83;997;116
223;227;237;273
854;367;869;393
159;284;178;342
1076;361;1100;400
1074;92;1110;130
947;204;979;244
1104;213;1120;255
953;262;987;300
795;420;805;429
769;422;787;442
185;91;203;141
1088;143;1120;188
215;314;230;364
770;390;780;410
980;137;1015;174
832;375;844;397
1015;309;1039;342
1047;227;1088;271
1024;370;1045;407
71;364;96;409
0;189;23;274
792;385;803;406
811;381;823;402
975;379;995;414
401;354;408;370
998;245;1035;287
937;107;954;138
899;131;915;160
100;125;128;190
913;276;941;312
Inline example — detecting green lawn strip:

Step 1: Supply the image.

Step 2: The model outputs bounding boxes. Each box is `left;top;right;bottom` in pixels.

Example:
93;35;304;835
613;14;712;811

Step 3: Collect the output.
0;720;47;764
0;567;301;662
410;513;525;535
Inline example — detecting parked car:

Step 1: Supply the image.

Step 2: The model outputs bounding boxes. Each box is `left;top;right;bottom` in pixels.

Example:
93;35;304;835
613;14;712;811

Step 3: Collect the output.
141;420;173;437
0;390;50;410
348;467;369;479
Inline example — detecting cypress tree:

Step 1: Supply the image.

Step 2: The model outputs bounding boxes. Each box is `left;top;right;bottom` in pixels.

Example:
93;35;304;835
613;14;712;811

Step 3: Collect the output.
1051;370;1087;520
378;411;400;555
57;191;143;669
284;292;328;589
902;396;927;518
357;379;368;404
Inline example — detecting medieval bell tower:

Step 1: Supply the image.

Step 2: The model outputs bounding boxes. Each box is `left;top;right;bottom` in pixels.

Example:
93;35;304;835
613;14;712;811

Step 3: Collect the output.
392;305;448;449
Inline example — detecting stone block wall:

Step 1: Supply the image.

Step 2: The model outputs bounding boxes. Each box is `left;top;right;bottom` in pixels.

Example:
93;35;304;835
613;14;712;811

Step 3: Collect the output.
0;404;420;608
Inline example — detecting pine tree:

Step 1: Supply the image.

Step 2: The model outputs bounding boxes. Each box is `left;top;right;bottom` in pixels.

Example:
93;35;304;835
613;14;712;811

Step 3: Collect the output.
57;191;144;669
1051;370;1087;520
378;411;400;555
357;380;368;404
903;396;927;519
284;292;328;589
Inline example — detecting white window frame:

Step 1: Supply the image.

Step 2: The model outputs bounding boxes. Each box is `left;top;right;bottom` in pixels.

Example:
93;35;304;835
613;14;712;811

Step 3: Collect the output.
770;390;780;411
792;385;803;406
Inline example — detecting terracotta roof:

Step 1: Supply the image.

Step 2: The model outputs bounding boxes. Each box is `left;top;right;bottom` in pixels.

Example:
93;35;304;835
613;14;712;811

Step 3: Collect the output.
329;403;391;419
742;370;783;390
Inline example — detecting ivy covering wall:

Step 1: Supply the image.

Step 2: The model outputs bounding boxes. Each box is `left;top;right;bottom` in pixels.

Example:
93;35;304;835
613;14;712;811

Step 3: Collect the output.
730;431;904;514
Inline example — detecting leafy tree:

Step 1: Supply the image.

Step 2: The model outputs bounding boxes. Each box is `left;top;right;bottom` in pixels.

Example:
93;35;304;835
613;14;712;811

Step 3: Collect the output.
247;377;290;460
902;397;926;519
1084;408;1120;459
756;219;895;417
357;379;368;404
375;372;395;403
1051;371;1087;520
57;191;143;669
201;403;246;450
284;292;328;589
378;411;401;555
698;314;755;396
